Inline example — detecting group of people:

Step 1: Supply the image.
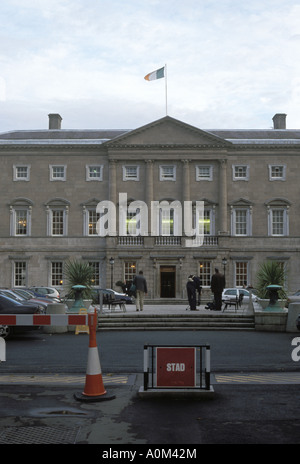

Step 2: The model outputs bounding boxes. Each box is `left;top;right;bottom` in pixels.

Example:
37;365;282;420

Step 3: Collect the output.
122;266;226;312
187;268;225;311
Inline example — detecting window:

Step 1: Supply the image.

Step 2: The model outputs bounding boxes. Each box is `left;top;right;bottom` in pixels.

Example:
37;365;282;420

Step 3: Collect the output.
266;200;290;236
231;207;252;236
196;165;213;181
50;165;66;181
235;262;248;287
270;209;287;236
52;210;64;235
123;165;139;181
13;165;30;181
269;165;286;181
14;261;27;287
10;201;32;237
46;200;69;236
86;165;103;181
159;165;176;181
124;261;137;283
51;262;63;286
160;208;174;235
199;261;211;287
87;210;100;236
89;262;100;287
233;165;249;181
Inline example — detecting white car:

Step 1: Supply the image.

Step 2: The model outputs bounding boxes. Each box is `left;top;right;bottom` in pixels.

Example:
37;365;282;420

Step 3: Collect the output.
29;286;61;301
222;288;258;304
287;290;300;307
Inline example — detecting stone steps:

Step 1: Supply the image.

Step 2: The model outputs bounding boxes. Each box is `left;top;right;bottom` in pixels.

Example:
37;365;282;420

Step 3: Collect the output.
97;313;255;331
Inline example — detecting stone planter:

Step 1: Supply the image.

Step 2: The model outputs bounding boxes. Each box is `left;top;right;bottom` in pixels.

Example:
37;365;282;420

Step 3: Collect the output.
65;300;92;311
258;299;287;310
255;311;287;332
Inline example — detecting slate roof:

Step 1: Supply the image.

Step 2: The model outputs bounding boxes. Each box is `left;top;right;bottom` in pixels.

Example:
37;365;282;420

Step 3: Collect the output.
1;118;300;145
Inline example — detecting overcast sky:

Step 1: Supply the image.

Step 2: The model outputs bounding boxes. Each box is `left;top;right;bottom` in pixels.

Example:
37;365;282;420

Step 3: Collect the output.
1;0;300;132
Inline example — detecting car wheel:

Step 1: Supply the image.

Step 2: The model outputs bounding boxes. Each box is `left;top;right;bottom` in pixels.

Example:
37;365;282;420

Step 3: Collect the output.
0;325;12;339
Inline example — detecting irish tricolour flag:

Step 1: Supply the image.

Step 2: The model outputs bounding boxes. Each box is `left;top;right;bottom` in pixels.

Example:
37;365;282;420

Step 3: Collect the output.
144;66;165;81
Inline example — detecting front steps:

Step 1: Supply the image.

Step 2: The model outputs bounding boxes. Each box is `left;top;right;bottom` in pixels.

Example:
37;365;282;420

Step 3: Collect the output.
97;312;255;331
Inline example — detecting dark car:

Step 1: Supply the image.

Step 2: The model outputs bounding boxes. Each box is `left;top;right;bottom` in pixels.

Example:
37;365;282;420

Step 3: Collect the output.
0;293;44;339
91;289;133;305
0;289;48;312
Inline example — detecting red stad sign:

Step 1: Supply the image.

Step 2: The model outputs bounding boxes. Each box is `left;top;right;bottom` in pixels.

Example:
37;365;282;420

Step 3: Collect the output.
156;347;196;387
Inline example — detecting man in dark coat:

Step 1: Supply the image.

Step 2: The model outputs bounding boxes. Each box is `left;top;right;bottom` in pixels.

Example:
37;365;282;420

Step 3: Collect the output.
186;275;197;310
210;268;225;311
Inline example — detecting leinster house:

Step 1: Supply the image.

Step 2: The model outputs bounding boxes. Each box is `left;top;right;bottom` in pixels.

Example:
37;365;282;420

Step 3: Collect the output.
0;112;299;301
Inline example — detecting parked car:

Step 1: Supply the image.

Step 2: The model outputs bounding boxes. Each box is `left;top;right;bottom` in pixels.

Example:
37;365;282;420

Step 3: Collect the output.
28;286;61;301
0;289;47;312
91;289;133;305
11;289;52;310
222;288;258;304
286;290;300;307
0;293;45;339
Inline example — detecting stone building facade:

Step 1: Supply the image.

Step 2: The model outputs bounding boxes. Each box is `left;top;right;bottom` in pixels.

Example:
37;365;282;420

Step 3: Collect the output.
0;112;299;301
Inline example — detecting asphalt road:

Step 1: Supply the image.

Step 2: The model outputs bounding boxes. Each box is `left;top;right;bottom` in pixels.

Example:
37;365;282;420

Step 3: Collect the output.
1;328;299;373
0;329;299;447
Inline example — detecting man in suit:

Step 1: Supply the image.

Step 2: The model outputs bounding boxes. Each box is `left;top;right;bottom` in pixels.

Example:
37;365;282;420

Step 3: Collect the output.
210;268;225;311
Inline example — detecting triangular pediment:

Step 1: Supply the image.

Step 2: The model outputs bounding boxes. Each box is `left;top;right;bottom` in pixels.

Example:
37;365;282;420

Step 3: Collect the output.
105;116;231;148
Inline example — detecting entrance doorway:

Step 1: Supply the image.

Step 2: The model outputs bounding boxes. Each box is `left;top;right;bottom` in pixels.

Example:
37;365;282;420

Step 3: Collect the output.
160;266;176;298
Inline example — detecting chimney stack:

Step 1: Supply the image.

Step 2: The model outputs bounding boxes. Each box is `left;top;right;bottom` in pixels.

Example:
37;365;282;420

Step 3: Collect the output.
48;113;62;130
272;113;286;130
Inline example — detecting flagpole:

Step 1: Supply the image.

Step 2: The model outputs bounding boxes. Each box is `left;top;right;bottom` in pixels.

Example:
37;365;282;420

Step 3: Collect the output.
165;63;168;116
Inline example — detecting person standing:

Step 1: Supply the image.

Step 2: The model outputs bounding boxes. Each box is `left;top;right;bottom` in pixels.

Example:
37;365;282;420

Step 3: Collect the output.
133;270;148;311
186;275;197;310
210;268;225;311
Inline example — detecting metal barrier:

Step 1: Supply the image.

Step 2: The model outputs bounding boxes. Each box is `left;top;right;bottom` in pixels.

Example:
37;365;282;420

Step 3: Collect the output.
143;344;211;392
0;313;89;327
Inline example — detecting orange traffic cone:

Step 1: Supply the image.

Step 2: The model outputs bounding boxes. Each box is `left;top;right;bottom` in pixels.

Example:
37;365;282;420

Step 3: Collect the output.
74;309;115;402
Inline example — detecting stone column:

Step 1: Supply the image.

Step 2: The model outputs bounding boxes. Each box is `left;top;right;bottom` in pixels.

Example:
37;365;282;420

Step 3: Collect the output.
219;159;228;234
181;159;190;202
145;160;153;236
109;160;117;205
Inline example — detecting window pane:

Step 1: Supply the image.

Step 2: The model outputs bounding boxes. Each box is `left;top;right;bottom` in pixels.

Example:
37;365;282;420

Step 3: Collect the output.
88;210;100;235
235;262;248;287
234;166;247;178
52;166;65;178
16;166;28;178
14;262;26;287
16;210;27;235
199;261;211;287
51;262;63;286
272;210;284;235
235;210;247;235
52;210;64;235
89;166;101;178
124;262;136;283
89;262;100;286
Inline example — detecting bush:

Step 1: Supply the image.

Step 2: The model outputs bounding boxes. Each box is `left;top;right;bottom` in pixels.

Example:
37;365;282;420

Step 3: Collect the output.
255;260;287;300
63;260;94;299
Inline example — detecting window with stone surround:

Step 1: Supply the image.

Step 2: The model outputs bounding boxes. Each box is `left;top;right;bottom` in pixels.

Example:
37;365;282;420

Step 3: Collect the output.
50;165;66;181
232;165;249;181
13;165;30;181
268;165;286;181
86;165;103;181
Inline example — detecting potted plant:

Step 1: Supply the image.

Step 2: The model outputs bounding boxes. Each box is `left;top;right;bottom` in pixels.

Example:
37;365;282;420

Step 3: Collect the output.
255;260;287;310
63;260;94;311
